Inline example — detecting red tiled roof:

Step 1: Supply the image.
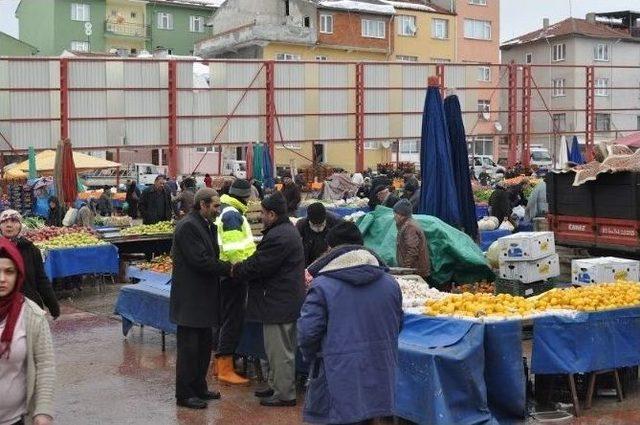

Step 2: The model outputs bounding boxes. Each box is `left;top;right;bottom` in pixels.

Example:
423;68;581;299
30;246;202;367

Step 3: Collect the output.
501;17;639;49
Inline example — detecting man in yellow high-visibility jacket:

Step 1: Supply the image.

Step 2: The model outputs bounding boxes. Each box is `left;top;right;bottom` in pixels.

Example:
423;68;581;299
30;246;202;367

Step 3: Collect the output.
214;179;256;385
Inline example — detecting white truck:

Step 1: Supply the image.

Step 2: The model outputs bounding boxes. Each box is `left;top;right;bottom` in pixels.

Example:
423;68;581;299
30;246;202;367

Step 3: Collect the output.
530;145;553;168
82;163;160;188
222;160;247;179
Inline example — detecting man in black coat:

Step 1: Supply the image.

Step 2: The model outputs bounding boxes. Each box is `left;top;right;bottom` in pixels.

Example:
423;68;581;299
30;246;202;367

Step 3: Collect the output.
280;174;301;217
0;209;60;318
170;188;231;410
233;192;306;407
296;202;342;266
489;182;513;221
140;175;172;224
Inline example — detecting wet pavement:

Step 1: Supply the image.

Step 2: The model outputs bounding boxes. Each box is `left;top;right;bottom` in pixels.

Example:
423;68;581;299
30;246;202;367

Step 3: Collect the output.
50;284;640;424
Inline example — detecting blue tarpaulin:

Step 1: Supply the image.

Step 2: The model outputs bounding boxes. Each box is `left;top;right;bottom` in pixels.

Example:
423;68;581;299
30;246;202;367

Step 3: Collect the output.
418;85;461;227
532;307;640;374
479;229;512;251
115;280;175;336
445;95;478;240
297;205;369;219
395;314;496;425
43;244;119;280
569;135;585;165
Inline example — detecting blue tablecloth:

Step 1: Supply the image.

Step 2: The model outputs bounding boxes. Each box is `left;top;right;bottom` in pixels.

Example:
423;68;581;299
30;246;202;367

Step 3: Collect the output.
297;205;370;219
394;315;525;424
43;244;119;280
479;229;511;251
532;307;640;374
114;279;175;336
126;267;171;286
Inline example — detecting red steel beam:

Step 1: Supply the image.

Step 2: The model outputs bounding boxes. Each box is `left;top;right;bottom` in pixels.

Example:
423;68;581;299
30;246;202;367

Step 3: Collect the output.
265;60;276;173
507;63;518;167
355;63;365;172
435;64;446;98
60;58;69;140
167;60;178;178
521;65;532;167
585;66;595;161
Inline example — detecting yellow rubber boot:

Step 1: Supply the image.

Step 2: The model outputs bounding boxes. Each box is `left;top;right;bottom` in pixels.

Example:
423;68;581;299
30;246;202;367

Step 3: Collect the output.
217;356;250;386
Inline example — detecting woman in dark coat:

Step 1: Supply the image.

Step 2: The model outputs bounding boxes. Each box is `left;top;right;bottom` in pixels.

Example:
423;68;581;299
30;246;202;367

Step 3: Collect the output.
0;209;60;318
45;196;65;227
125;181;141;219
298;243;403;424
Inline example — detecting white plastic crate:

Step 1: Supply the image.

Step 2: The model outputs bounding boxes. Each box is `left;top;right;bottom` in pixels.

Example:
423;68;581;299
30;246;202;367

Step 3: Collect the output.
572;257;640;285
499;254;560;284
498;231;555;262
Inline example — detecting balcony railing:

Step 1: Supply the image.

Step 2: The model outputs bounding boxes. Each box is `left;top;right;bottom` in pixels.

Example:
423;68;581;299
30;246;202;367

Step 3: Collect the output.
104;20;150;38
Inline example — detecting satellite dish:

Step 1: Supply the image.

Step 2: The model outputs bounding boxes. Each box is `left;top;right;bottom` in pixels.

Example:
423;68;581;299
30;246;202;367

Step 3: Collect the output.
482;111;490;121
381;140;392;149
494;122;503;132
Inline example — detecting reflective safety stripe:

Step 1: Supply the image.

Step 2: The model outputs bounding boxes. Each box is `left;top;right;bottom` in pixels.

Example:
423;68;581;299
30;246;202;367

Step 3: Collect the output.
215;205;256;263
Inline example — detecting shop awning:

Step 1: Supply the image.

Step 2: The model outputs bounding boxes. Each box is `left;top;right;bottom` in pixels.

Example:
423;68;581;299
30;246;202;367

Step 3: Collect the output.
17;150;120;172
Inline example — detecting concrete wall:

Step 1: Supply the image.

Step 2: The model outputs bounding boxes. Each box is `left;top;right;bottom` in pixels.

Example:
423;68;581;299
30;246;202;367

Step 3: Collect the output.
0;32;38;56
392;8;456;62
16;0;55;55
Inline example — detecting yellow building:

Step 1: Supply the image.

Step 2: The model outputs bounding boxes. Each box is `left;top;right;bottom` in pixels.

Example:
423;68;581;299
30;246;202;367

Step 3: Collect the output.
104;0;149;54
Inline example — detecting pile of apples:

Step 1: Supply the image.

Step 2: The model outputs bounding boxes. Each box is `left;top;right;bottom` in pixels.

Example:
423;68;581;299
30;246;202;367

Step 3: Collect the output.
139;255;173;274
24;226;97;244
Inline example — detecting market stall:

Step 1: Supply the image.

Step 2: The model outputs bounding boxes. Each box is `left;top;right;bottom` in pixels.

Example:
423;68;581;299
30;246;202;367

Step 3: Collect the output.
98;221;174;260
297;198;370;220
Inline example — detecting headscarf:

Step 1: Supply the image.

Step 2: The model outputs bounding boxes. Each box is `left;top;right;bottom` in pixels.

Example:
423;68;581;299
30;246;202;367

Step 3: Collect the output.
0;238;26;359
0;209;22;224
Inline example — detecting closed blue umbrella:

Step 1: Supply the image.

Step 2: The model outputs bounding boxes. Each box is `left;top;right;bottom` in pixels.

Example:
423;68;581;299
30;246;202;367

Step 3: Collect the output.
262;145;274;189
252;143;264;184
444;95;477;240
418;82;461;227
569;135;585;164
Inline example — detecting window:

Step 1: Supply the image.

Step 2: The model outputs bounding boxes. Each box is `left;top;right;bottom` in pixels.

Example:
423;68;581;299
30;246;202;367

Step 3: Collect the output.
276;143;301;150
157;12;173;30
362;19;385;39
469;0;487;5
304;16;310;28
595;113;611;132
195;146;216;153
594;44;610;61
70;41;89;52
190;16;205;33
552;113;566;132
364;141;378;150
552;78;565;97
596;78;609;96
396;15;417;36
431;58;451;63
71;3;90;21
525;52;532;64
276;53;300;61
396;55;418;62
400;140;419;154
111;9;117;17
320;14;333;33
477;66;491;82
131;11;137;19
464;19;491;40
477;100;490;118
552;43;566;61
468;136;493;156
432;18;449;39
315;56;328;61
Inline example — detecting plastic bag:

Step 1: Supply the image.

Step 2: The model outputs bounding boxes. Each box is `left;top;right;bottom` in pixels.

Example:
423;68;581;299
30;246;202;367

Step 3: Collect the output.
512;205;525;220
62;208;78;227
498;219;515;232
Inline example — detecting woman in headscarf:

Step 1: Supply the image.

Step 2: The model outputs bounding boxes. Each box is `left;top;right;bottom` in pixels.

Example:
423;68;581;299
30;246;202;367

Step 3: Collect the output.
45;197;65;227
0;237;56;425
0;210;59;319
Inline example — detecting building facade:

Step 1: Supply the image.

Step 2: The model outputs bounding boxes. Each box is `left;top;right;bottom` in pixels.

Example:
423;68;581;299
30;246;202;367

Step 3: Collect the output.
16;0;218;56
0;31;39;56
501;12;640;162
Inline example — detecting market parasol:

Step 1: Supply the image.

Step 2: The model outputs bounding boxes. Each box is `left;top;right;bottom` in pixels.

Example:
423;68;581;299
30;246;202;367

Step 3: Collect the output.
417;78;461;227
28;146;37;179
444;94;477;240
246;142;254;180
16;150;120;172
569;135;585;165
262;145;274;189
253;143;264;184
54;139;78;206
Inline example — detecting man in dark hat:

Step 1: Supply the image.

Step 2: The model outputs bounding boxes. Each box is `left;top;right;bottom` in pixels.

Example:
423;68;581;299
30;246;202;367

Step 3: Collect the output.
402;177;420;213
233;192;305;407
170;188;231;409
214;179;256;386
369;185;399;210
296;202;342;266
326;221;364;248
393;199;430;279
280;173;301;217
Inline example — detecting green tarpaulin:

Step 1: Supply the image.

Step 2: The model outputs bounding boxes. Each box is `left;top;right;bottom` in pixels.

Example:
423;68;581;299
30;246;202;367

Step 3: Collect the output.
358;206;494;286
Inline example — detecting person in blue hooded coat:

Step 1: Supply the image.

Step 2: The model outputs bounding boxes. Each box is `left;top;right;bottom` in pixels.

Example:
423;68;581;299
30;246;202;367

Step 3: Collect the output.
298;222;403;424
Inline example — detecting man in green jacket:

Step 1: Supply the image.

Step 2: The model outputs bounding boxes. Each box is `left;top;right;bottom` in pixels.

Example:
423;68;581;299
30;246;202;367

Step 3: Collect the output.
214;179;256;385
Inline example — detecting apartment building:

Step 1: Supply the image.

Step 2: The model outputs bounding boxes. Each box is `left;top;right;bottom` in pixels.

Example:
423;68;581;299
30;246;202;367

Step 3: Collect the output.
501;11;640;160
16;0;220;56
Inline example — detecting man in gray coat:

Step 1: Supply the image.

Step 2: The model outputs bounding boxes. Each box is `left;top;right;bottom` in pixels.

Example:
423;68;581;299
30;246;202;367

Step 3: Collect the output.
170;188;231;409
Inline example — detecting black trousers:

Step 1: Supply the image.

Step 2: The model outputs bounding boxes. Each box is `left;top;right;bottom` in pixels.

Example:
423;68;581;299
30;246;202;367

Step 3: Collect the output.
176;325;213;400
217;278;247;356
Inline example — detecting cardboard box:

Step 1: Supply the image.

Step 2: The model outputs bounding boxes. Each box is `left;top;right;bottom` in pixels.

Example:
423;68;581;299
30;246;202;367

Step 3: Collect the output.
572;257;640;285
498;231;555;262
499;254;560;284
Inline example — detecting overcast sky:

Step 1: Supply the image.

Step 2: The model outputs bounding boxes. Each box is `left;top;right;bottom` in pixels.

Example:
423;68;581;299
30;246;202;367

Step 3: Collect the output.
1;0;640;42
